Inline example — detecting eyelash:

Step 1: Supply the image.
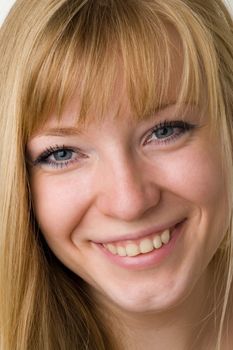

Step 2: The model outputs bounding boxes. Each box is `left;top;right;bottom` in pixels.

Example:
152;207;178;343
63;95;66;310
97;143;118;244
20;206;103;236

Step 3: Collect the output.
144;120;196;146
32;145;87;169
32;120;196;169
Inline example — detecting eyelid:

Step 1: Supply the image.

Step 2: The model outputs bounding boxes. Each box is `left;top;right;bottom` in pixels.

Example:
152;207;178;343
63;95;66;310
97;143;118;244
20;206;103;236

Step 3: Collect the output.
143;119;196;145
31;144;87;168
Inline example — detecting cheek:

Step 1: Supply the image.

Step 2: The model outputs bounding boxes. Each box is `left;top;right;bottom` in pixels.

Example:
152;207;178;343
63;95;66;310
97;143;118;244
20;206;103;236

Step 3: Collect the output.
30;171;94;238
158;145;229;249
159;146;226;208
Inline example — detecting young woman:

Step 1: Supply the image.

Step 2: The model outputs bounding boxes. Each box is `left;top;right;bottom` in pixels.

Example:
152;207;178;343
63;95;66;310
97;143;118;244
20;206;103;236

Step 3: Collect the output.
0;0;233;349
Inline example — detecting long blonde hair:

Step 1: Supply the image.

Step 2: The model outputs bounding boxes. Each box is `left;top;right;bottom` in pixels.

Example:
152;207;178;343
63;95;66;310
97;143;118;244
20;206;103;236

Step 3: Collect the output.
0;1;233;349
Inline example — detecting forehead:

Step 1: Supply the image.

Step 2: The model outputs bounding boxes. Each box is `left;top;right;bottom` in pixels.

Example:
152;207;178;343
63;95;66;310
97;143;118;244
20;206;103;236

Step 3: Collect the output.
32;78;185;139
33;28;186;135
21;2;206;141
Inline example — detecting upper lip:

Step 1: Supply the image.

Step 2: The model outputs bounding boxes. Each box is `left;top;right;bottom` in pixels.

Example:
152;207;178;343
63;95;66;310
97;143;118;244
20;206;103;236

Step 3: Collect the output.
93;218;186;244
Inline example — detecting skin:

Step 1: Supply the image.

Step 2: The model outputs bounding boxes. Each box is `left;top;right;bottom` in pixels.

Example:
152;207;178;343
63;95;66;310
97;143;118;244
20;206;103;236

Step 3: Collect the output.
27;96;231;349
26;30;231;349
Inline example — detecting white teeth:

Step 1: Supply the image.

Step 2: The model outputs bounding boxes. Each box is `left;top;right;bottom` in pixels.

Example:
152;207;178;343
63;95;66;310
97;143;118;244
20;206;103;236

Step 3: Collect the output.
161;229;170;244
125;244;140;257
117;246;127;256
106;244;117;255
103;228;172;256
153;235;162;249
139;239;154;254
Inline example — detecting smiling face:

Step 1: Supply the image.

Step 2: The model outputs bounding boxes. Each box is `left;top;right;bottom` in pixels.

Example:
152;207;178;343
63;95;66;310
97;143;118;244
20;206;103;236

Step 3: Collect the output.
27;81;229;314
24;15;231;317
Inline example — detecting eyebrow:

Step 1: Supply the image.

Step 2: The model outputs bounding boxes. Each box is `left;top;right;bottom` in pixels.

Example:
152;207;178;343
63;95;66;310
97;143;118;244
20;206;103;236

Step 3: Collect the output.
34;127;84;137
34;102;183;138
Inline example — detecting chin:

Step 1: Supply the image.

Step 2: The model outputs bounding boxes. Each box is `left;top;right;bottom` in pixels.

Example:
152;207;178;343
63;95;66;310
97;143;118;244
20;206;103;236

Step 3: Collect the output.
97;273;197;315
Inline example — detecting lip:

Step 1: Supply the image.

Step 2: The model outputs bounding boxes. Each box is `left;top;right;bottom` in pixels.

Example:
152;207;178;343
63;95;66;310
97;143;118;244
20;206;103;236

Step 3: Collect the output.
94;219;187;270
93;218;186;245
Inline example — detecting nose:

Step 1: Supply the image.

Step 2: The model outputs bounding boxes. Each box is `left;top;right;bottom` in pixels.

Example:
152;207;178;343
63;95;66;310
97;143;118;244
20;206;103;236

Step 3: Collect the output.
94;154;161;221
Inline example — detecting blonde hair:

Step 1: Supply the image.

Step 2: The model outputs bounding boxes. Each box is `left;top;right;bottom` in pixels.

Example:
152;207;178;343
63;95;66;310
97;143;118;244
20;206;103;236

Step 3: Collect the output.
0;0;233;349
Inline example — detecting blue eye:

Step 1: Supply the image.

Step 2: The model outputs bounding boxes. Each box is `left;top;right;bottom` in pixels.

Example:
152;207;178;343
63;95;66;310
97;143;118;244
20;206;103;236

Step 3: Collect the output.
153;125;174;139
53;149;73;161
145;120;196;145
33;145;87;168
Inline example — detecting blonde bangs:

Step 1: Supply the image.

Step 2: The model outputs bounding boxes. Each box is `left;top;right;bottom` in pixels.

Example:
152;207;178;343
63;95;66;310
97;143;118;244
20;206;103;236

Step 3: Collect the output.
1;1;233;350
19;0;222;139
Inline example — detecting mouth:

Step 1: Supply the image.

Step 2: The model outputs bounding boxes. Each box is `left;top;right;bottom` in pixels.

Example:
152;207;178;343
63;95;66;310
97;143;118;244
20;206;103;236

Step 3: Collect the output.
101;220;185;258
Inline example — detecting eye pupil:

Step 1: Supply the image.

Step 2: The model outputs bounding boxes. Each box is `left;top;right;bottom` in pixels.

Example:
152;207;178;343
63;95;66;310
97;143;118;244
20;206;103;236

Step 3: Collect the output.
155;126;173;139
54;150;72;161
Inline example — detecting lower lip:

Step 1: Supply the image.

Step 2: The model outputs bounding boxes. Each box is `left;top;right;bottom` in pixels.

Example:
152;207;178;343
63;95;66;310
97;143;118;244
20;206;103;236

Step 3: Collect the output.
95;220;186;270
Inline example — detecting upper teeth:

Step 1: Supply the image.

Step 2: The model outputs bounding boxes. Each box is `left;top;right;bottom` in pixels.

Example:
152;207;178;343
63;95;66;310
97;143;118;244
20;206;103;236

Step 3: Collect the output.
104;229;171;257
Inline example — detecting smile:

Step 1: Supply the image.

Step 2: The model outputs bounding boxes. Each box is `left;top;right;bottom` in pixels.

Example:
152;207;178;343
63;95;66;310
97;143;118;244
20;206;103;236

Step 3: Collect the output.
103;228;172;257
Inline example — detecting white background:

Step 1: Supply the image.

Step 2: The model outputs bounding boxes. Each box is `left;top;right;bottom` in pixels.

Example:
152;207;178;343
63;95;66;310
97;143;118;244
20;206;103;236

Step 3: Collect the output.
0;0;233;25
0;0;16;25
